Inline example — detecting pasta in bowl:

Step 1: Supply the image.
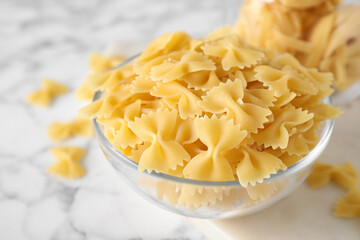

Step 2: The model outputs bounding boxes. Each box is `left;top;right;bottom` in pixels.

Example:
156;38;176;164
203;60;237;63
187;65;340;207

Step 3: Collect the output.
80;30;339;219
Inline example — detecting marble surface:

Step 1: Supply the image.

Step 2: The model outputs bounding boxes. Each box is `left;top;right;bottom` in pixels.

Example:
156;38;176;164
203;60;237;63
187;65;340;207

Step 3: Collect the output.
0;0;242;239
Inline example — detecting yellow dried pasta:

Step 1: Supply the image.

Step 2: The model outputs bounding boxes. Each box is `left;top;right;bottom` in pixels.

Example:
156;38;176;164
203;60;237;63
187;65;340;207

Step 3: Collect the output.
199;78;273;133
183;116;247;182
253;105;314;149
128;109;190;173
202;36;266;71
26;79;69;107
307;162;359;190
150;51;216;82
47;146;86;179
79;30;339;187
76;53;127;101
235;0;360;91
151;81;203;119
47;117;93;141
334;189;360;218
89;52;126;73
76;81;95;101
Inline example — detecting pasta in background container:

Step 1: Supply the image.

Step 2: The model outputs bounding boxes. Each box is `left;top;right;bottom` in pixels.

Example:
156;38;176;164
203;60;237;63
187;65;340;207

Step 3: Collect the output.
235;0;360;104
81;30;339;218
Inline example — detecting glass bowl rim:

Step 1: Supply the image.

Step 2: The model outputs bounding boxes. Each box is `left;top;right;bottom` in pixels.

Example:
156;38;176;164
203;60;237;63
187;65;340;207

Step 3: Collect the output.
92;55;335;187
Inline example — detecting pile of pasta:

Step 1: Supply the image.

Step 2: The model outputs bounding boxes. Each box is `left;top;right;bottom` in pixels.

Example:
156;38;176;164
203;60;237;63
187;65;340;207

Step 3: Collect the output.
79;30;340;187
235;0;360;90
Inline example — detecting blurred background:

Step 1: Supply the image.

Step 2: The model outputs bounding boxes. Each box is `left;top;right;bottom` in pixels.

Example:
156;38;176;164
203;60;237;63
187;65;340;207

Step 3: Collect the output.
1;0;241;82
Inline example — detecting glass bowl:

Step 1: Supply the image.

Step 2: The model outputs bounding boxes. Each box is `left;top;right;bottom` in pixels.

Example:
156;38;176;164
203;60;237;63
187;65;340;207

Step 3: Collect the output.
92;58;335;220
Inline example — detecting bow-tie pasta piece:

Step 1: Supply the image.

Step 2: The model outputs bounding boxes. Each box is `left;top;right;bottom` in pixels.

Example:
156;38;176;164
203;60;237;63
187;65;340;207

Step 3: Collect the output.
150;81;203;119
177;185;228;209
76;53;127;100
202;36;266;71
183;116;247;181
97;99;142;148
78;84;135;119
89;52;126;73
307;162;359;190
86;64;135;92
270;54;334;99
26;79;69;107
47;117;93;141
181;70;221;91
136;32;191;63
76;81;95;101
128;109;190;173
243;88;276;109
225;146;287;187
199;78;272;133
150;51;216;82
134;51;185;77
47;146;86;179
254;65;318;97
285;127;319;156
253;105;314;149
156;180;181;206
245;181;285;201
291;96;342;122
131;75;157;93
334;190;360;218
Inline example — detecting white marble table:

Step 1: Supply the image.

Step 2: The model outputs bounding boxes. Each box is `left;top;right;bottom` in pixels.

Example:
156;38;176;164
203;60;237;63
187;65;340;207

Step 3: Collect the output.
0;0;242;239
1;0;359;239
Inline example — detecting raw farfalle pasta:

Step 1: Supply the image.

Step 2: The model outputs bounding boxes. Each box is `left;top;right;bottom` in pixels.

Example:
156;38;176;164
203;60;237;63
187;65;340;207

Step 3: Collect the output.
202;36;266;71
136;32;191;63
47;146;86;179
26;79;69;107
128;109;191;173
151;81;203;119
79;30;339;187
307;162;359;190
317;4;360;90
253;105;314;149
47;117;93;141
76;52;127;100
89;52;126;74
235;0;360;91
150;51;216;82
156;181;229;209
227;146;287;187
183;116;247;181
76;81;95;101
254;65;318;97
199;79;273;134
334;189;360;218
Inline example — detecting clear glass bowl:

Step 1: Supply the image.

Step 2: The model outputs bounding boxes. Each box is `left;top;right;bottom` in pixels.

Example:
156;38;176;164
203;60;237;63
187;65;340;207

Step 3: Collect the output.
92;58;335;219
